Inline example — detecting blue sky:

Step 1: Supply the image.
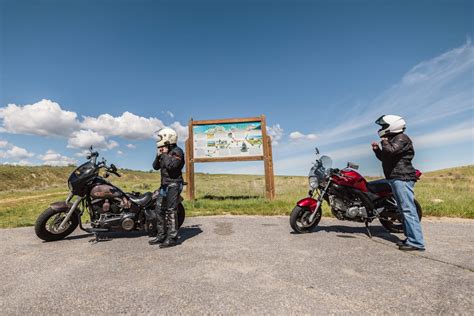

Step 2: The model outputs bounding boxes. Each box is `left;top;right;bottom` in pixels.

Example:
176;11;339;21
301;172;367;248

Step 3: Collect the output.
0;0;473;176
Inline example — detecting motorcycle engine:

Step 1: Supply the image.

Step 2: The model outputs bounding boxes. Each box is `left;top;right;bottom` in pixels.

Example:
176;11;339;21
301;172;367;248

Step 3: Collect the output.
328;195;367;220
90;199;136;230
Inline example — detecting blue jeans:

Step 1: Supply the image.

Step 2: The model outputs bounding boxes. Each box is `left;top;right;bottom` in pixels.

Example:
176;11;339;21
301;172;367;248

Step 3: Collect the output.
388;179;425;249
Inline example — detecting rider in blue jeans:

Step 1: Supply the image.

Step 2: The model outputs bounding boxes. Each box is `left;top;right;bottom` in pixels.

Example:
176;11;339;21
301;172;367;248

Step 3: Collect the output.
372;115;425;251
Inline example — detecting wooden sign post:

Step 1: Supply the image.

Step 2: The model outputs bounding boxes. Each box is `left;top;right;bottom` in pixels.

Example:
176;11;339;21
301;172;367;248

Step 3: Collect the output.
185;115;275;200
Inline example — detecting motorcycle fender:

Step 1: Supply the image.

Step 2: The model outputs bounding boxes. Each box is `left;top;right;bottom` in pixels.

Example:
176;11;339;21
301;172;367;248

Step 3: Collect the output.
50;201;73;212
297;197;319;213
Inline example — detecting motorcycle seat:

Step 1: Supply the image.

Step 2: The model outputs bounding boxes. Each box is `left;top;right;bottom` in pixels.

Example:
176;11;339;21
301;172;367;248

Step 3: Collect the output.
366;180;392;194
129;192;153;206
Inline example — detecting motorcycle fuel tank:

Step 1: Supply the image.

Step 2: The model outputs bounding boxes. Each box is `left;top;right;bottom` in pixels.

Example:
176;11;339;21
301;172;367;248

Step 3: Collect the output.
90;184;123;199
332;169;369;192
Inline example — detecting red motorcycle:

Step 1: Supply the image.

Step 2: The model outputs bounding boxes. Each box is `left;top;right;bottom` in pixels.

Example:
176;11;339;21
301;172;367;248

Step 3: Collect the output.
289;148;422;236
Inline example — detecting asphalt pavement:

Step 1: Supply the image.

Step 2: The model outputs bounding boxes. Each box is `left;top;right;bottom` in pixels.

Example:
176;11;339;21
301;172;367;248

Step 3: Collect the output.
0;216;473;314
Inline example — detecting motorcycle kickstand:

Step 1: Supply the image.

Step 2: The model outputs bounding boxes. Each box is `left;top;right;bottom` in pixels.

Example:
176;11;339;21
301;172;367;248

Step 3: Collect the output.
365;220;372;239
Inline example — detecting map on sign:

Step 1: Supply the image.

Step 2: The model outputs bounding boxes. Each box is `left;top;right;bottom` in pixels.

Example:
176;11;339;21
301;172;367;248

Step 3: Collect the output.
193;122;264;159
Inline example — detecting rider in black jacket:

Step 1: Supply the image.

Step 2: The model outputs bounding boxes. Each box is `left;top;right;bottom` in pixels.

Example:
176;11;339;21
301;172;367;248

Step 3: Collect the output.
373;133;417;181
372;115;425;251
149;127;185;248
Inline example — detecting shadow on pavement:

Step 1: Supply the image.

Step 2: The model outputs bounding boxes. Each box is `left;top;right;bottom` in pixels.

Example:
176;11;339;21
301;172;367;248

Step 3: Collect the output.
58;225;203;244
178;225;203;244
299;224;402;244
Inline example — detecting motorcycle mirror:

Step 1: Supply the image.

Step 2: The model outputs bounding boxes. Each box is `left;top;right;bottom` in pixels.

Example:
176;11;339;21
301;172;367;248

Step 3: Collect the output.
110;163;117;171
315;147;320;155
347;162;359;170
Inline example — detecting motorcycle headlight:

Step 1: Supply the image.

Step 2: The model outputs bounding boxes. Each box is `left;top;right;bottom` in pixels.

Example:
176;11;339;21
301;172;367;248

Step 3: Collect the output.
308;176;319;189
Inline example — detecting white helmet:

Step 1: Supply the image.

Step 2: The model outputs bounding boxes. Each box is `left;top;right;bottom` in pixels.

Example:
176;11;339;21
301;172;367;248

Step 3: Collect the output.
375;115;406;137
156;127;178;148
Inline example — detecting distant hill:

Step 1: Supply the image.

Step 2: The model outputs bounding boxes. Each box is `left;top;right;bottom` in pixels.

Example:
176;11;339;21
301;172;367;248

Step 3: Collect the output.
1;164;472;192
0;165;160;192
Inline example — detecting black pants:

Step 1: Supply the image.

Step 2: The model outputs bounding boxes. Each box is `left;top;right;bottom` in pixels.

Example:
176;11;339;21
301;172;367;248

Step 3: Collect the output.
156;183;182;241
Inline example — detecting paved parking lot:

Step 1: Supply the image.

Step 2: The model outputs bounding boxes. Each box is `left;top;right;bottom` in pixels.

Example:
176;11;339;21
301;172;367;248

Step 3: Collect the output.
1;216;473;314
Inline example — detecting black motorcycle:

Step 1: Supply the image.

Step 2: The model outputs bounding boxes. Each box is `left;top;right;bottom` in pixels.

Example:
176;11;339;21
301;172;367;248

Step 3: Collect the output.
35;148;185;242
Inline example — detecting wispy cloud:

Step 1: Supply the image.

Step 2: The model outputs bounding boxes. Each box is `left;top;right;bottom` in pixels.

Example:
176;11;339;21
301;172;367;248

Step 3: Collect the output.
412;120;473;149
312;40;474;145
163;110;175;118
268;41;474;175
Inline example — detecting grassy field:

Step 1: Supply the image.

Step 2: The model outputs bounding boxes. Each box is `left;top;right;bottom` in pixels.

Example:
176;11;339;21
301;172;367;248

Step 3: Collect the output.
0;165;473;228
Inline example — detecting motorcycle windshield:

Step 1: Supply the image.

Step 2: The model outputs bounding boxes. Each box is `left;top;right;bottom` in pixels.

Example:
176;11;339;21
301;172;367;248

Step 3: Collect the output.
320;155;332;170
309;155;332;180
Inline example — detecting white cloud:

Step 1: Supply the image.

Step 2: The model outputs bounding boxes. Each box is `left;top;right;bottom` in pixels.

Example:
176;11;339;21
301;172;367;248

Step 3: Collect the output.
126;143;136;149
267;124;284;145
170;121;189;142
81;111;166;140
0;144;34;160
0;99;79;137
0;100;190;154
74;149;91;158
117;150;123;155
289;131;318;142
39;150;77;166
0;140;8;148
67;129;119;150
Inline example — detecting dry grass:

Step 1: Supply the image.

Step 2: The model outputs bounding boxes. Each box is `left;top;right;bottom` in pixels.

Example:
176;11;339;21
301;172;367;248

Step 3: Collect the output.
0;165;472;228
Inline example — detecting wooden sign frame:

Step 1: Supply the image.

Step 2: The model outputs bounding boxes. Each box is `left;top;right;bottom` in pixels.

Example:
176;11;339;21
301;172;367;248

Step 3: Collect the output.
185;115;275;200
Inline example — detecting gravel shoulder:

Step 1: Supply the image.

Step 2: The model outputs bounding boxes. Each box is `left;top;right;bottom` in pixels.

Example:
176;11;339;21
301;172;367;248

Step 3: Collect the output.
0;216;473;314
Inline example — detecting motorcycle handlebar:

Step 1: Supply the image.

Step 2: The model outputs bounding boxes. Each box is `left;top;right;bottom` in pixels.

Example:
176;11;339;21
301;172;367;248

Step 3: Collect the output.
106;167;121;177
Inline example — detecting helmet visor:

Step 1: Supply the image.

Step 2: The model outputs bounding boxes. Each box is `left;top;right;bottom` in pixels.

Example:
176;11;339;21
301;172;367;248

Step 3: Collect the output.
375;115;387;126
375;115;390;133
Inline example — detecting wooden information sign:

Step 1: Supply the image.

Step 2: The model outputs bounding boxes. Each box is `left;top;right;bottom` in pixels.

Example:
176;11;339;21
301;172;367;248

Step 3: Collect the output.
185;115;275;200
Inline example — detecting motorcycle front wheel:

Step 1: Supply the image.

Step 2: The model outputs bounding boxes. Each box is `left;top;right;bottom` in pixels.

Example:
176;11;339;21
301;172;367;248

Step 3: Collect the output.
35;207;79;241
379;199;422;233
290;206;322;234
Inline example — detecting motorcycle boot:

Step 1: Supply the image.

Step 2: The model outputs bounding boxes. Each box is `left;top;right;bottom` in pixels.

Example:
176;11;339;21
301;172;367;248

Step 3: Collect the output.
159;208;178;248
149;204;167;245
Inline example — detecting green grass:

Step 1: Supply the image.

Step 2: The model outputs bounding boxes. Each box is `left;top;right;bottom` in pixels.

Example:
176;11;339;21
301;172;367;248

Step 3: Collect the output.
0;165;472;228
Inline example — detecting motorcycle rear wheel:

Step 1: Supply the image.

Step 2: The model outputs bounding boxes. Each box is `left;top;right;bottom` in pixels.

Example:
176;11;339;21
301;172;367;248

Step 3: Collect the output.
290;206;322;234
35;207;79;242
379;199;422;233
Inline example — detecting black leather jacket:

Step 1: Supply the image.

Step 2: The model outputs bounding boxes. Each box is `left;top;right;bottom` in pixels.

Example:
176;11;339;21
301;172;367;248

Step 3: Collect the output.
152;145;185;185
373;133;417;181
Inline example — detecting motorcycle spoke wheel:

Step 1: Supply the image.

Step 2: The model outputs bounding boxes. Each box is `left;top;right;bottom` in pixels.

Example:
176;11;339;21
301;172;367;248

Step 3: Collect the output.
290;206;322;233
298;211;318;228
46;212;71;234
